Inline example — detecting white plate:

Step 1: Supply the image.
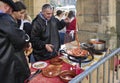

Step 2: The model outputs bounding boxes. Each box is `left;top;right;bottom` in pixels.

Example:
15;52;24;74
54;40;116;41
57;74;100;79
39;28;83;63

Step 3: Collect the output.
32;61;47;69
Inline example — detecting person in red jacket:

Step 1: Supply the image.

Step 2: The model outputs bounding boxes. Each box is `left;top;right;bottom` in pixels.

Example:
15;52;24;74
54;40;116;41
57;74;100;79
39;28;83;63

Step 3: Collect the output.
64;10;76;43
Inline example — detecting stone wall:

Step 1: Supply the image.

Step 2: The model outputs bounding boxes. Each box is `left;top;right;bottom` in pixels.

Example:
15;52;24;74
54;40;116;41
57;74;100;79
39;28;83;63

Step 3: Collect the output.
76;0;117;49
14;0;50;18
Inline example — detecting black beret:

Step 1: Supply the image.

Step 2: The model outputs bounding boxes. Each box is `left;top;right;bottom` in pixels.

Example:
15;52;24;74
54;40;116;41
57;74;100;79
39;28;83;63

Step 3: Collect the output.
0;0;16;10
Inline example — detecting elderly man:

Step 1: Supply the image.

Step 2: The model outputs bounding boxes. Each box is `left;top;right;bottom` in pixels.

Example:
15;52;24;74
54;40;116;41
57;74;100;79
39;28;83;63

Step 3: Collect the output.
31;4;69;61
0;0;30;83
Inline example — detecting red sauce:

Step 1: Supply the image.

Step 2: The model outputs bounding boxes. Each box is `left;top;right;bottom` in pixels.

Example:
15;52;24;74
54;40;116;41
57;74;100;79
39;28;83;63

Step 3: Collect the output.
90;41;103;44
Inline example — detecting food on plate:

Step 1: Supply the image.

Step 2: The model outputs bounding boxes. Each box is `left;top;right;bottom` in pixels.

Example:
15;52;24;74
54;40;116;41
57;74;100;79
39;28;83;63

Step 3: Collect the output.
42;65;62;77
32;62;47;69
59;70;76;82
90;41;103;44
67;48;89;57
34;63;44;68
50;57;63;65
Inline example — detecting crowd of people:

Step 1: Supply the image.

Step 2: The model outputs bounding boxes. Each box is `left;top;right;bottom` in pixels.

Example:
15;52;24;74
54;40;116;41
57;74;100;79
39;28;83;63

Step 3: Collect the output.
0;0;76;83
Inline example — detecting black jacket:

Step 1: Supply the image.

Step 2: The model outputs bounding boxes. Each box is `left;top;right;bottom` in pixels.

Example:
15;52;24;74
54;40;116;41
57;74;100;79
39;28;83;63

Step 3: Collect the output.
17;20;32;39
0;13;30;83
31;14;66;61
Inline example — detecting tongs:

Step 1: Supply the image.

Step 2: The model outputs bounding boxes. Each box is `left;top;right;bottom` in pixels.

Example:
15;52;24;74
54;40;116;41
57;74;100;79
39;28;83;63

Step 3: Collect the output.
25;69;42;83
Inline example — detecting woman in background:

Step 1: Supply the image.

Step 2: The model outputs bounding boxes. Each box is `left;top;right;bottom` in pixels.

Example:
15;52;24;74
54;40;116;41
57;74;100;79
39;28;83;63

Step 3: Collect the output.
64;10;76;43
13;1;32;38
55;10;66;45
11;1;33;64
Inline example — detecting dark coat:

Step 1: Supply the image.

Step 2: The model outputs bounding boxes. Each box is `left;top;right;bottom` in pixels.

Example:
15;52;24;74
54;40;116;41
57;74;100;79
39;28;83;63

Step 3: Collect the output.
0;13;30;83
17;20;32;39
31;14;66;61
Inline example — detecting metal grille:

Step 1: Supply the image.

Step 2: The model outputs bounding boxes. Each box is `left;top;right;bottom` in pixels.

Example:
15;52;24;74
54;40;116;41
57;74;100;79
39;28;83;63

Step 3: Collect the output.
69;48;120;83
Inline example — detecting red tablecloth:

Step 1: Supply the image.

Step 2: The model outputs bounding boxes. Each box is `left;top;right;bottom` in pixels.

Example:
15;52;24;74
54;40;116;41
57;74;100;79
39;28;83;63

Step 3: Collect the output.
28;58;84;83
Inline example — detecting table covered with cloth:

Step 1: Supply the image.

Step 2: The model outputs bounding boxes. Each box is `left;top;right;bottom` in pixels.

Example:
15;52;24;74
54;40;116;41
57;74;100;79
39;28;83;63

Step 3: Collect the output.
28;56;84;83
28;41;107;83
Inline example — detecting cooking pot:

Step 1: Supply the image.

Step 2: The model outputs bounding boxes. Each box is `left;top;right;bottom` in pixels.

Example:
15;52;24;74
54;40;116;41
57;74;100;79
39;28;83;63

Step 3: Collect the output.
89;39;106;51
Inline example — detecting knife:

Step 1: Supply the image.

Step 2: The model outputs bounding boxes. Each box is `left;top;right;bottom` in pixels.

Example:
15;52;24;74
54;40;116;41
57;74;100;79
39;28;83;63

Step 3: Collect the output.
25;69;42;82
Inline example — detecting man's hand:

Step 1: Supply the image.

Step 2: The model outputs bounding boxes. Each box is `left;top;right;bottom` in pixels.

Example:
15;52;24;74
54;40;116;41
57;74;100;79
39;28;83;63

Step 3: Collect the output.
45;44;54;52
24;42;33;56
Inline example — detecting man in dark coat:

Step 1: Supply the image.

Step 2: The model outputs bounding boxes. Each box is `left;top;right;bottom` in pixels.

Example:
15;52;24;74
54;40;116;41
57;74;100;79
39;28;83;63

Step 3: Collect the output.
31;4;69;61
0;0;30;83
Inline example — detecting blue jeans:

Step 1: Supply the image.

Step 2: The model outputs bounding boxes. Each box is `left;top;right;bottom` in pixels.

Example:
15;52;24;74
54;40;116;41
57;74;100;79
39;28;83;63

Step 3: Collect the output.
29;53;35;63
59;32;65;45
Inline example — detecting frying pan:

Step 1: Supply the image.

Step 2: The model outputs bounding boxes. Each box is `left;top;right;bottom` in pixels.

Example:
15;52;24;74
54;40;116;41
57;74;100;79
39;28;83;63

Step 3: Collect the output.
60;49;94;63
59;49;87;59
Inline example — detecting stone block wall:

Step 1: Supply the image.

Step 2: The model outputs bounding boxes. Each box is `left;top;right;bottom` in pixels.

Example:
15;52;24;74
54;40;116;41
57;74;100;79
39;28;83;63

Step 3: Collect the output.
14;0;50;18
76;0;117;49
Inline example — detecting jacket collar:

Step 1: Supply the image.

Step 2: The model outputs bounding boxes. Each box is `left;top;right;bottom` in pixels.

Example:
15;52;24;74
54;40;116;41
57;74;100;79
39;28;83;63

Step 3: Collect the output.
39;12;48;25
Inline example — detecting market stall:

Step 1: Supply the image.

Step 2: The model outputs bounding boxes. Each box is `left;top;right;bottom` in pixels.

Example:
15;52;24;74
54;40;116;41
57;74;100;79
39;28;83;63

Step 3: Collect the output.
27;41;108;83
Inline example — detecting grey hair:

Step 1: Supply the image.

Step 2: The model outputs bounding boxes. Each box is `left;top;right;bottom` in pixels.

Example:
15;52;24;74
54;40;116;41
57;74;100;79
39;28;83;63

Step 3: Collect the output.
42;4;53;11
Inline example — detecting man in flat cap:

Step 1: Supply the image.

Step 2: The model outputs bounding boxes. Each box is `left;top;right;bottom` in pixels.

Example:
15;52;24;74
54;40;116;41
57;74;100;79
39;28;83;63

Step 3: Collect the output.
0;0;16;13
0;0;30;83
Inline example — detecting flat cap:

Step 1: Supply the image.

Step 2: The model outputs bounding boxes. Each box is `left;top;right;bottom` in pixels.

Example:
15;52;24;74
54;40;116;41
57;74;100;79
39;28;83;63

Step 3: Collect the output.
0;0;16;10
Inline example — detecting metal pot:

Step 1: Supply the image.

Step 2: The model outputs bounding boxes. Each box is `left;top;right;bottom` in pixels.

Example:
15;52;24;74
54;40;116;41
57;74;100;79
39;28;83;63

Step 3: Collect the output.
89;39;106;51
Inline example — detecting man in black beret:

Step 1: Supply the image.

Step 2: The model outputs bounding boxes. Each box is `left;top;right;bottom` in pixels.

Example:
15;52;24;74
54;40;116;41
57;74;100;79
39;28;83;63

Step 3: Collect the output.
0;0;16;13
0;0;30;83
0;0;16;9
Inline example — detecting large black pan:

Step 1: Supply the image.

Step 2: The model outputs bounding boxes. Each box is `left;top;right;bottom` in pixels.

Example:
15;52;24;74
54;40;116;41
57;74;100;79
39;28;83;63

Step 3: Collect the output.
60;49;87;58
60;49;94;63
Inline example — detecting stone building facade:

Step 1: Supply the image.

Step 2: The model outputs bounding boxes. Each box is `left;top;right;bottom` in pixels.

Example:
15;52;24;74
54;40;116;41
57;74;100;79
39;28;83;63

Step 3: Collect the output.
76;0;118;49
